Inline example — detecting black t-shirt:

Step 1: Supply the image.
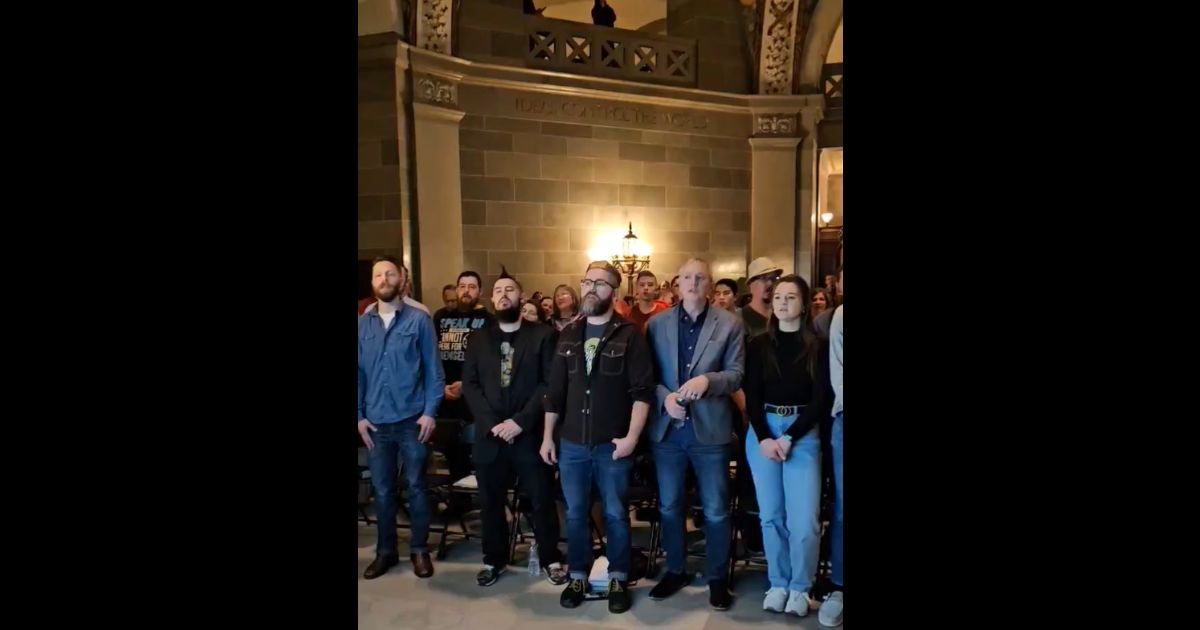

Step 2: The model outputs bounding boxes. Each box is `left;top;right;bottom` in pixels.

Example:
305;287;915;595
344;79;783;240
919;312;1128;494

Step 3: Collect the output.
583;321;605;375
499;330;517;412
433;306;494;420
434;306;494;384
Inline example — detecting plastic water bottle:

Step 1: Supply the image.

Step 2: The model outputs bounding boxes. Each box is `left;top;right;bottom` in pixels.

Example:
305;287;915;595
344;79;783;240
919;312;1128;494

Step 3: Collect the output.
528;543;541;576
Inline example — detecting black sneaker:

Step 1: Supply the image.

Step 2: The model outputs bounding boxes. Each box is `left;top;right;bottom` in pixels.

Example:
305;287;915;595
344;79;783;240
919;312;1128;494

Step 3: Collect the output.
545;563;569;586
708;579;733;610
476;565;504;587
648;571;690;600
560;578;589;608
608;578;632;614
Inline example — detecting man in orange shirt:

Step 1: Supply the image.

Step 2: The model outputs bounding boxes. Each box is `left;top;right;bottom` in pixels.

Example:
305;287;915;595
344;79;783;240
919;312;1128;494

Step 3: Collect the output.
627;270;670;331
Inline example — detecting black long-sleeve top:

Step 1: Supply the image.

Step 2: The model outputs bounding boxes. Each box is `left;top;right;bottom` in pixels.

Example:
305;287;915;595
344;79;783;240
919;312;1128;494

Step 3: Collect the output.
743;330;832;443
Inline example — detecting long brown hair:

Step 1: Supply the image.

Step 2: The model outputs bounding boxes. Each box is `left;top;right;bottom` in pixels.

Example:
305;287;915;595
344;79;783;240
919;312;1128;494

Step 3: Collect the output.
552;283;580;320
764;275;819;379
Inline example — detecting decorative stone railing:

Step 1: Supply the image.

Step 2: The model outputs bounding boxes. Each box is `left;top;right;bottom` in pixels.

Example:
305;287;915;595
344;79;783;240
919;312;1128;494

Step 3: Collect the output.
524;16;697;87
822;62;843;109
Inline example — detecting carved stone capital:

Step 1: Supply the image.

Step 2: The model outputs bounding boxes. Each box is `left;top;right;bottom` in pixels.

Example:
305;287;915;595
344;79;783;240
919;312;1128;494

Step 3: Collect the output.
413;73;458;106
754;113;799;137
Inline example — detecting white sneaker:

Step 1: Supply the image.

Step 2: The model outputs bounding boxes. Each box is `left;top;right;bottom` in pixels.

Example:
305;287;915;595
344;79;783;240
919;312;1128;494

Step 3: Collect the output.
785;590;809;617
818;591;843;627
762;587;788;612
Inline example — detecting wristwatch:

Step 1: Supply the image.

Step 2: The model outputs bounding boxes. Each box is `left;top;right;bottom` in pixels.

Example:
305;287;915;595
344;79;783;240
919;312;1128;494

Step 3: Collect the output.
779;434;792;443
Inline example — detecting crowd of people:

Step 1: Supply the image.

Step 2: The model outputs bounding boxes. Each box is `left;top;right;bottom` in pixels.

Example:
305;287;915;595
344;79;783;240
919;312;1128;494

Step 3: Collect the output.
357;253;843;626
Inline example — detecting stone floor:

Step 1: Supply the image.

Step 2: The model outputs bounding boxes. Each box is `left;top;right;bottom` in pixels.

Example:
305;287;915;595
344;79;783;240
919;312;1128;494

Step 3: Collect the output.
357;517;841;629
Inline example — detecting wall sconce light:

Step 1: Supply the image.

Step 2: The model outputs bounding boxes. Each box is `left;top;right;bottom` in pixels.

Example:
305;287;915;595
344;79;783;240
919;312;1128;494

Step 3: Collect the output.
605;223;651;296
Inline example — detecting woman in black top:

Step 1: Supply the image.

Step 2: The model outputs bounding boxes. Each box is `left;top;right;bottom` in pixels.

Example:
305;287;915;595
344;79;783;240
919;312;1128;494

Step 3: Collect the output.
742;275;831;617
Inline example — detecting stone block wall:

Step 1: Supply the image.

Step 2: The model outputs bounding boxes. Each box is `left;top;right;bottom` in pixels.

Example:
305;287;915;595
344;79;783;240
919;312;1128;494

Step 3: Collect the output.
453;84;753;298
357;62;410;266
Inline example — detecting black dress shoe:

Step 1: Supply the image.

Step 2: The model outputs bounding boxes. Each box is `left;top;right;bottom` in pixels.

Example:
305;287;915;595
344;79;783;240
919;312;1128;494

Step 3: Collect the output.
411;552;434;578
648;571;690;600
476;565;504;586
363;555;398;580
607;578;632;614
708;580;733;610
560;578;589;608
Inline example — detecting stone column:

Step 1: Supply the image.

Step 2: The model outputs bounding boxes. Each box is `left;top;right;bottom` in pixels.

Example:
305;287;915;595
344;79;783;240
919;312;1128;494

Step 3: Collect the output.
795;128;817;285
748;130;801;278
747;103;822;284
410;73;466;306
796;105;824;284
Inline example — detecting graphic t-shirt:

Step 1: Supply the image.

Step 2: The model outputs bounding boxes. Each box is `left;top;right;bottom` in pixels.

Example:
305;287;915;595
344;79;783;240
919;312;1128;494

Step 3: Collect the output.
499;331;516;389
584;322;605;375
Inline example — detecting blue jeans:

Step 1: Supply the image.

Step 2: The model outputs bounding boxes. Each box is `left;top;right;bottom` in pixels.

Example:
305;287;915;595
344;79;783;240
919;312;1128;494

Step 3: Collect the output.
558;438;633;581
745;413;822;592
652;422;731;583
367;419;431;556
830;412;843;587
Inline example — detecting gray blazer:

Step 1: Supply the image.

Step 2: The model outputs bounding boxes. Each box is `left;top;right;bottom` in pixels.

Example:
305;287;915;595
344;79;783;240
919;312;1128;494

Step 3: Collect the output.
646;305;745;445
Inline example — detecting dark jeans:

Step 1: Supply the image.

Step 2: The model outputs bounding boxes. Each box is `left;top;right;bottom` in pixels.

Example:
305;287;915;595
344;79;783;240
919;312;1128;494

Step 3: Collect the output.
367;419;430;556
651;422;732;583
558;438;633;581
475;443;563;569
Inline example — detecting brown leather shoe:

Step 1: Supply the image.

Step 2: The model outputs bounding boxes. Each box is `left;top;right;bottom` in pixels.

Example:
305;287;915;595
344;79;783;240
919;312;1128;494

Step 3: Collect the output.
362;555;398;580
411;552;434;578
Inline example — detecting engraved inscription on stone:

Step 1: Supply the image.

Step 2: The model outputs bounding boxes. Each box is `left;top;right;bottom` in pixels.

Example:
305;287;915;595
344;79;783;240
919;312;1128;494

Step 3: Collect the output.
514;96;709;131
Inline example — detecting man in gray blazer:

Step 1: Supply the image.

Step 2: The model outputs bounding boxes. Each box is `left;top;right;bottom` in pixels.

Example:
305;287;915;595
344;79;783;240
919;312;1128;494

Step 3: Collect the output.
644;258;745;610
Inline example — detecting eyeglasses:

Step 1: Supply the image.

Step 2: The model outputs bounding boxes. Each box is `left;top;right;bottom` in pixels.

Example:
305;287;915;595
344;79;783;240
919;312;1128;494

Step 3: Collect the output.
580;279;614;291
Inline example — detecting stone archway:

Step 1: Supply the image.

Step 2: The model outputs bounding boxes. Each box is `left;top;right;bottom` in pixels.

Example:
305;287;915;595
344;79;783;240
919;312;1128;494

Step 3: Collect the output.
796;0;841;91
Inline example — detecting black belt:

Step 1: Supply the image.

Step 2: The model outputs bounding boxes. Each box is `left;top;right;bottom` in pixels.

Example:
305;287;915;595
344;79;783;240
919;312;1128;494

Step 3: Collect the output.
764;403;806;416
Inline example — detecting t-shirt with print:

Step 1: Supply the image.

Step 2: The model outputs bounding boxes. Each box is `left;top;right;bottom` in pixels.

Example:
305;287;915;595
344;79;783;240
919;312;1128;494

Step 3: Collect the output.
499;331;516;388
499;329;517;413
583;322;605;375
433;305;495;421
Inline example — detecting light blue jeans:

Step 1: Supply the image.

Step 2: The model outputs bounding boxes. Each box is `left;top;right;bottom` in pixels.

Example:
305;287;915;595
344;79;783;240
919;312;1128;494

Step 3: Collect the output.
746;413;822;592
830;411;843;587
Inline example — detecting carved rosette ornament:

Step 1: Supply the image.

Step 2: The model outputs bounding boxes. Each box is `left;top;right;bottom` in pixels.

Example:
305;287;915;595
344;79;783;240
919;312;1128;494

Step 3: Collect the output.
416;0;451;54
758;0;800;95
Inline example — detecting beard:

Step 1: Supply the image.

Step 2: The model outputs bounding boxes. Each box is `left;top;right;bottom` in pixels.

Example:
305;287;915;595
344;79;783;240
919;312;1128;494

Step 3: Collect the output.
495;305;521;323
374;283;399;302
457;294;478;311
581;292;613;316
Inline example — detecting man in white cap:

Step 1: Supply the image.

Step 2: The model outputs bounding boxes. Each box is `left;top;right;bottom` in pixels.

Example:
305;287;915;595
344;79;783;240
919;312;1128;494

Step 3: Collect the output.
741;257;783;339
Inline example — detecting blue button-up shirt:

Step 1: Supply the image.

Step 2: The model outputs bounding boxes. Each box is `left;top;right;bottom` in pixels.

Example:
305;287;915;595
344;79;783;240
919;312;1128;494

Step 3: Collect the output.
358;303;444;425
